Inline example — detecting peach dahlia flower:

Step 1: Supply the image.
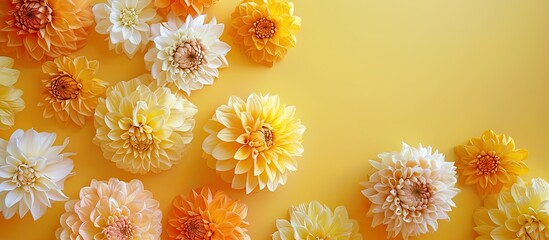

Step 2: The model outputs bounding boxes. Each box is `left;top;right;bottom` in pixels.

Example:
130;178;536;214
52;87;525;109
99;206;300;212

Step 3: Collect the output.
455;130;528;196
0;0;94;62
203;93;305;194
167;186;250;240
56;178;162;239
361;143;460;240
229;0;301;66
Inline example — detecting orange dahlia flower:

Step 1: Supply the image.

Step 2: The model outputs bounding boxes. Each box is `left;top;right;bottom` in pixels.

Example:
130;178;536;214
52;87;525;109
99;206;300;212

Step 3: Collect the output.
455;130;528;196
229;0;301;66
0;0;94;62
155;0;218;18
167;186;250;240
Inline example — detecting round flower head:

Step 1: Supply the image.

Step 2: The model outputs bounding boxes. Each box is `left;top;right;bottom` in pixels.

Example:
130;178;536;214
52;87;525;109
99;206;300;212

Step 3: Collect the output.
0;129;74;220
93;75;197;174
272;201;362;240
93;0;161;58
474;178;549;240
0;56;24;129
38;56;109;127
455;130;528;196
361;143;460;240
203;93;305;194
167;186;250;240
155;0;218;18
56;178;162;239
145;13;230;95
229;0;301;66
0;0;94;62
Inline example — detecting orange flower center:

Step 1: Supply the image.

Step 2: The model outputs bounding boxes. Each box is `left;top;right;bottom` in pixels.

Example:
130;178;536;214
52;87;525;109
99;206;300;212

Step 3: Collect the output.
248;126;275;152
102;215;135;240
253;18;277;39
517;214;544;239
13;164;38;192
127;124;154;152
48;74;82;100
397;177;432;212
174;41;206;71
178;215;211;240
476;150;500;175
13;0;52;32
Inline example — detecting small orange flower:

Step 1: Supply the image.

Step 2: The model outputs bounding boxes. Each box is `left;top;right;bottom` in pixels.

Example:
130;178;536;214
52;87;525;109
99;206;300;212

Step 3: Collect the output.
0;0;94;62
455;130;528;196
167;186;250;240
154;0;217;18
229;0;301;66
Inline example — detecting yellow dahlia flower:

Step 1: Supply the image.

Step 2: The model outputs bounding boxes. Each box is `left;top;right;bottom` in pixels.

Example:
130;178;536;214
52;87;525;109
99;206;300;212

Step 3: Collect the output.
56;178;162;239
0;56;24;129
229;0;301;66
167;186;250;240
455;130;528;196
38;56;109;127
272;201;362;240
203;93;305;194
93;75;197;174
474;178;549;240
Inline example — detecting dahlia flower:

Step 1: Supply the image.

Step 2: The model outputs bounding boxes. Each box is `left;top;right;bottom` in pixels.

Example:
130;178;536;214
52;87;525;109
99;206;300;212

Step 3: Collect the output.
361;143;460;240
474;178;549;240
93;75;197;174
455;130;528;196
0;129;74;220
144;13;230;95
229;0;301;66
0;56;24;129
93;0;160;58
38;56;109;127
203;93;305;194
0;0;94;62
272;201;362;240
167;186;250;240
155;0;217;18
56;178;162;239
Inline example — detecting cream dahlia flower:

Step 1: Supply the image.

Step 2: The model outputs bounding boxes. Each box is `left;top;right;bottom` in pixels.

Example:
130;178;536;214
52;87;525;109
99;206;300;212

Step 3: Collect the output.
93;75;197;174
39;56;109;127
145;13;230;95
272;201;362;240
0;129;74;220
361;143;460;240
203;93;305;194
0;56;24;129
474;178;549;240
93;0;160;58
56;178;162;239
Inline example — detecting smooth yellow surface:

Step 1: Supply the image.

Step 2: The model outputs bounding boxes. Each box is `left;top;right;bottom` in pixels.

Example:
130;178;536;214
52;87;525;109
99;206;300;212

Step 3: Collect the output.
1;0;548;239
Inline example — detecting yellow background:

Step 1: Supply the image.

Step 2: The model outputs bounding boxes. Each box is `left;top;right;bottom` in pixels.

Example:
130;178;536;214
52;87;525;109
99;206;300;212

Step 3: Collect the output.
1;0;548;239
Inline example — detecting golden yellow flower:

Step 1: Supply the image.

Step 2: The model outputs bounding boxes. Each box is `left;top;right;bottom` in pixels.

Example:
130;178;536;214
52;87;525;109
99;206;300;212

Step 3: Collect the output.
229;0;301;66
455;130;528;196
38;56;109;127
93;75;197;174
473;178;549;240
203;93;305;194
0;56;24;129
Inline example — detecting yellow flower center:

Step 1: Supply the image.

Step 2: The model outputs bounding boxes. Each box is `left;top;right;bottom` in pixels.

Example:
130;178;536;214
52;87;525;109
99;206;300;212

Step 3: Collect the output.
517;214;544;239
174;41;206;71
120;8;139;26
12;164;38;192
476;150;500;175
127;124;154;152
102;215;135;240
253;18;277;39
179;215;211;240
248;126;274;152
13;0;52;32
48;74;82;100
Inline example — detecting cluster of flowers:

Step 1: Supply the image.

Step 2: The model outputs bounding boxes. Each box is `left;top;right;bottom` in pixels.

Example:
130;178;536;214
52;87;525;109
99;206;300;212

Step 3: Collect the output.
0;0;545;240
